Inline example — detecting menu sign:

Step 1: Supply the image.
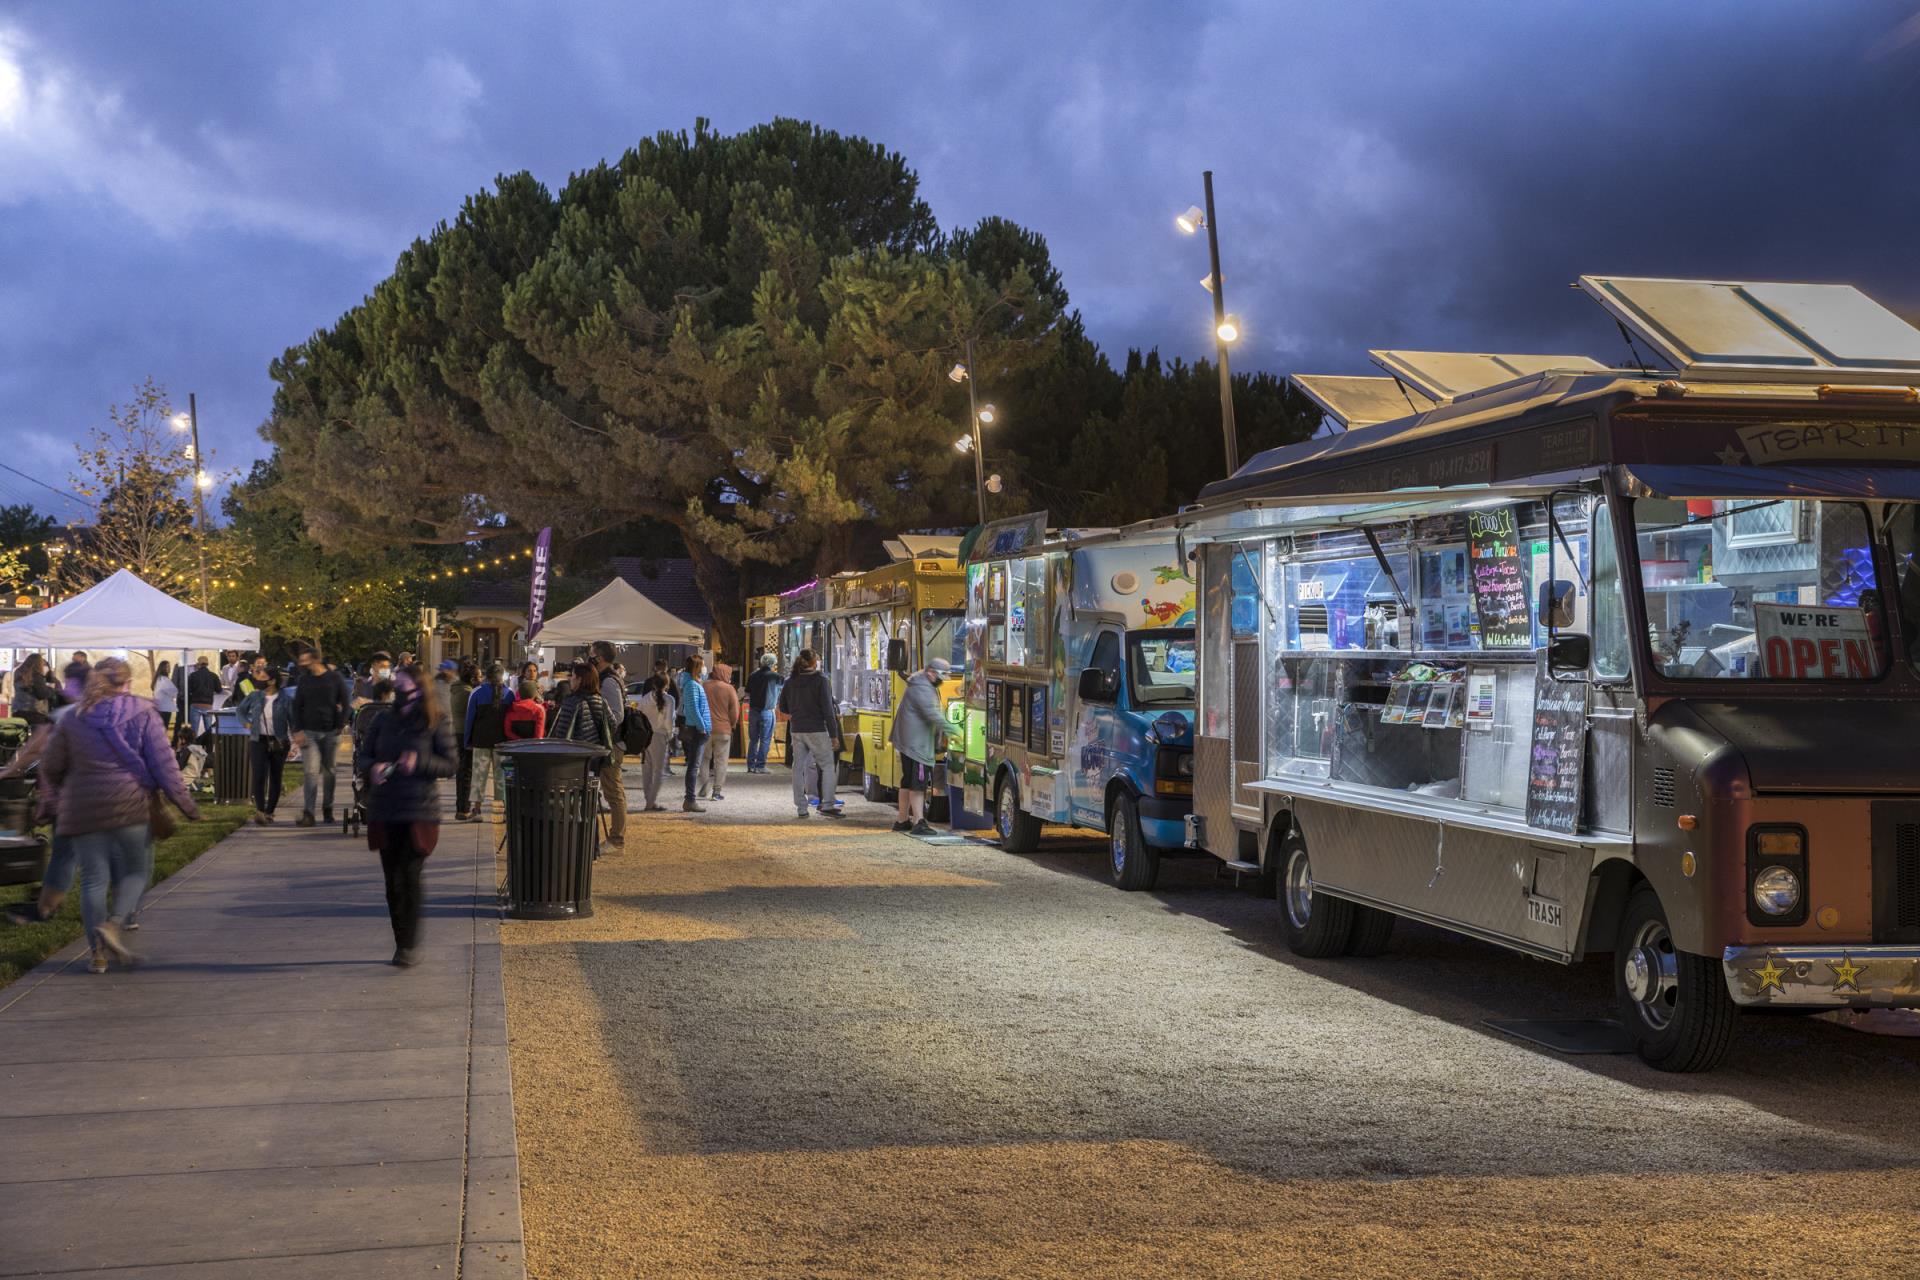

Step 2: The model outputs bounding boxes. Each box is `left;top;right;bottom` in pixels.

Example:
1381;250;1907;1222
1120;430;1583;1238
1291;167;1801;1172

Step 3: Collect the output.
1525;661;1586;835
1468;505;1533;649
986;680;1004;743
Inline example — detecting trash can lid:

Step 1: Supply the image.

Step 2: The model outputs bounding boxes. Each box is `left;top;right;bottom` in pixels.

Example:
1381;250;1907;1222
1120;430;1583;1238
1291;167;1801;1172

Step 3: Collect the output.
497;740;608;761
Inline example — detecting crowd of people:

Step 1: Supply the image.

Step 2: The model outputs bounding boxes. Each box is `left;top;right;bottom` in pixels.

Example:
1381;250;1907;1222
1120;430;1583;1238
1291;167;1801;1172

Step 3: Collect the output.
2;635;955;975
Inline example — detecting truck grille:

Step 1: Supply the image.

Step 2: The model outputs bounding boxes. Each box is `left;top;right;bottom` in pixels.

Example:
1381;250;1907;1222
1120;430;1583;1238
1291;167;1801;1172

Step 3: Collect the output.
1651;767;1675;808
1870;802;1920;943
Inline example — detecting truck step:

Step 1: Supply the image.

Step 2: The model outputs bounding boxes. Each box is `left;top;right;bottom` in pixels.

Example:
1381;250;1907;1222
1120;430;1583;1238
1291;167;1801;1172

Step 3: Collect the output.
1223;860;1261;874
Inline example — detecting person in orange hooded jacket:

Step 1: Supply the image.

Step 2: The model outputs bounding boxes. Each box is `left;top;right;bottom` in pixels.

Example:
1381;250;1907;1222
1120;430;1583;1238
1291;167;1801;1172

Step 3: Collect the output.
698;662;746;801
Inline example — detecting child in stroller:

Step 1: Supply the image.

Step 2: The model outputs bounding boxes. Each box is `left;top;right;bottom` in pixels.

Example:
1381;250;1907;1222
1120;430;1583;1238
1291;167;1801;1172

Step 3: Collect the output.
343;683;394;837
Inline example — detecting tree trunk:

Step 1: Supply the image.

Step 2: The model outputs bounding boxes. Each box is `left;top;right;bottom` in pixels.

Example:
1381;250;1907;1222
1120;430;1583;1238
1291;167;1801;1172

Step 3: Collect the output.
681;533;746;666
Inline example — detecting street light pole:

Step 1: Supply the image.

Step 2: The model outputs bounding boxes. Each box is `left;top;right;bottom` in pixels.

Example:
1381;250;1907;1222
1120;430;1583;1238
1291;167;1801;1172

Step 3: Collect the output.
965;335;987;526
1202;171;1239;476
187;392;209;610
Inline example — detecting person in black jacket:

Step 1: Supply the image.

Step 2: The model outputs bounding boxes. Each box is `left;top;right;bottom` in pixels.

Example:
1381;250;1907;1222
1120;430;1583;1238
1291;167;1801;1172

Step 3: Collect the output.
292;646;352;827
354;663;457;966
185;656;222;738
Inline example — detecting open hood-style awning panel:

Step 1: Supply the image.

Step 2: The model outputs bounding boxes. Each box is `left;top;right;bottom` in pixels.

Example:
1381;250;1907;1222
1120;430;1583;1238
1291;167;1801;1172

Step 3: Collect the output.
1579;275;1920;374
1291;374;1437;430
1367;350;1609;402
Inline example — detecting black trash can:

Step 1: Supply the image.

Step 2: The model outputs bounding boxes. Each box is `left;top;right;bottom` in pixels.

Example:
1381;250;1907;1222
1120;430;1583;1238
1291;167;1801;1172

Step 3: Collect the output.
0;835;46;887
212;708;251;806
499;740;605;920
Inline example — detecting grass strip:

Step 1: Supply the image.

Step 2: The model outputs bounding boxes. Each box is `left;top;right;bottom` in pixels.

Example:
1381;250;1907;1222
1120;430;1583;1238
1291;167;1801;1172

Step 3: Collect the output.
0;765;304;988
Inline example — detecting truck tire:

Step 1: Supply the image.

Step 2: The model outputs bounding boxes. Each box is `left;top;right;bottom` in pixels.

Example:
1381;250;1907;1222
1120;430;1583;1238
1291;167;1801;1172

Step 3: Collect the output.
1614;883;1737;1073
1278;831;1354;958
839;743;861;789
863;771;891;803
994;773;1042;854
1108;792;1160;891
1345;905;1396;956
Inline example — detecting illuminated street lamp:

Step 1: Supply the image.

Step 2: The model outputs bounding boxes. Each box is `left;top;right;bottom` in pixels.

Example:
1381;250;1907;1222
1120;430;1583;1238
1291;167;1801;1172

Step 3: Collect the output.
951;337;1000;525
170;394;211;608
1175;171;1240;475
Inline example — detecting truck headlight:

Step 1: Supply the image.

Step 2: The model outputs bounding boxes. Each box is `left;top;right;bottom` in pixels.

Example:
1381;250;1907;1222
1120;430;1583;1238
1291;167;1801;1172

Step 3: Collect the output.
1751;865;1802;916
1177;754;1194;776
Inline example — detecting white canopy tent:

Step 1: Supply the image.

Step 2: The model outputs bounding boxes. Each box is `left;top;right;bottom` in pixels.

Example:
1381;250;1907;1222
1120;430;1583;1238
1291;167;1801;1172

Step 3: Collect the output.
0;569;259;651
532;577;706;648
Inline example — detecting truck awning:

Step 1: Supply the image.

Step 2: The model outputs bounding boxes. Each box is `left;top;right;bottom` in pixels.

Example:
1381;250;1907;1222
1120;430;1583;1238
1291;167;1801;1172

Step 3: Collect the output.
1620;464;1920;501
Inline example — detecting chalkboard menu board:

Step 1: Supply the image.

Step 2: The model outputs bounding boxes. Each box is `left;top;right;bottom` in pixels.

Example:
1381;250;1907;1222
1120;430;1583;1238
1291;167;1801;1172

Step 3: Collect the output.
1468;505;1533;649
1525;660;1586;834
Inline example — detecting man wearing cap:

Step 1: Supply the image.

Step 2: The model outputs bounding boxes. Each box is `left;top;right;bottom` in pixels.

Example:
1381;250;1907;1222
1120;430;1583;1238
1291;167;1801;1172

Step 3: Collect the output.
889;657;953;836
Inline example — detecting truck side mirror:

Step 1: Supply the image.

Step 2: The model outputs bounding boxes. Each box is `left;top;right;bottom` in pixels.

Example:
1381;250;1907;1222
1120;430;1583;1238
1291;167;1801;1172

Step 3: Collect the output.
1548;632;1591;675
1538;579;1576;629
886;638;909;672
1078;667;1118;703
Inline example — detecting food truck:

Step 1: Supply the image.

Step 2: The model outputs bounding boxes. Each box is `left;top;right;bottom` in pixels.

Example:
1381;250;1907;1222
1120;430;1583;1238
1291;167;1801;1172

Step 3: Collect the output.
748;538;966;805
965;515;1198;888
822;538;967;805
1166;275;1920;1071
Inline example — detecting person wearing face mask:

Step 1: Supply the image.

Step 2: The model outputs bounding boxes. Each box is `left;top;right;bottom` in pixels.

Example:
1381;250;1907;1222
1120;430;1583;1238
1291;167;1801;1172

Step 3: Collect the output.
353;652;393;710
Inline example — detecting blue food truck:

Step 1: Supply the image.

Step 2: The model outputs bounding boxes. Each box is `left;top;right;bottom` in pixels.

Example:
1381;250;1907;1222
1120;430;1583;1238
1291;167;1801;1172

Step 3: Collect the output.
963;515;1197;888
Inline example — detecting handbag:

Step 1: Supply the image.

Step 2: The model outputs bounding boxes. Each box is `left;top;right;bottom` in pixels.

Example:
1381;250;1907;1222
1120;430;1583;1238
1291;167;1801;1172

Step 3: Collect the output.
149;792;179;840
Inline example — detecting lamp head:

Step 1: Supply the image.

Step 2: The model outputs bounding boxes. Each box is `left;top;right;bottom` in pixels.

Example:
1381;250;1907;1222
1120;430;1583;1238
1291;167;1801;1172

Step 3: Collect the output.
954;435;974;454
947;362;969;384
1215;315;1241;344
977;403;997;426
1175;205;1206;235
169;413;191;432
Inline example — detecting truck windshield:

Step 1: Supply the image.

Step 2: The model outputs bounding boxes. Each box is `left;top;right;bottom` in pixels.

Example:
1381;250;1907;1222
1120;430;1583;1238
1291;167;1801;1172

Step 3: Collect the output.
920;610;967;674
1630;498;1886;680
1129;630;1196;705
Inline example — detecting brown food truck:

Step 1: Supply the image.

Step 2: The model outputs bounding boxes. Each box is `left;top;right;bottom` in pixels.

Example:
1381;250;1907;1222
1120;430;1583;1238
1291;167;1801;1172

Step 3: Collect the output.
1165;275;1920;1071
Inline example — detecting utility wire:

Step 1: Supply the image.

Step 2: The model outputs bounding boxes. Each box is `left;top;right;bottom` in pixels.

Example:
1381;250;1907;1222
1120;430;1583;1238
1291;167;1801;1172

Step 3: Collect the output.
0;461;94;512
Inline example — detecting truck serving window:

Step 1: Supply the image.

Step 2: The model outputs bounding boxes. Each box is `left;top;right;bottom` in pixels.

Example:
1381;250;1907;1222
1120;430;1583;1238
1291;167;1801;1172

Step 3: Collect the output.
1129;631;1196;706
919;610;967;674
1631;498;1886;680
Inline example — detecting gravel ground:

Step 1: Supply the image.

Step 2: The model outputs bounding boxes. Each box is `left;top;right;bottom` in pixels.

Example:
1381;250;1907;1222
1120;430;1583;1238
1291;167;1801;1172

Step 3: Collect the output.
502;767;1920;1279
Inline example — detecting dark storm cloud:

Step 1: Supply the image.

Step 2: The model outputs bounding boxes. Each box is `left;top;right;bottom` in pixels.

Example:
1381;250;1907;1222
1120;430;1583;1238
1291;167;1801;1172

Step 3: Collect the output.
2;0;1916;509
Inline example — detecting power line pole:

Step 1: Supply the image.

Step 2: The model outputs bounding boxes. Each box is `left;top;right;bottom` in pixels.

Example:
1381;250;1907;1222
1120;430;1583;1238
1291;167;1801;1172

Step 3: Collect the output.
188;392;210;610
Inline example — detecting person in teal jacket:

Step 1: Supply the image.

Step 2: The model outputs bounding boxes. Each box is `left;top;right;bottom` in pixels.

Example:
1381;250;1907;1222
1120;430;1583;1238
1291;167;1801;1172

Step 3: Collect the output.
674;657;711;813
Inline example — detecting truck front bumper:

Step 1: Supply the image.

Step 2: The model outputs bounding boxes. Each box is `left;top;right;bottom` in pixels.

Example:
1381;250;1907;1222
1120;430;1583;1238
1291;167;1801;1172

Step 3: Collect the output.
1722;945;1920;1008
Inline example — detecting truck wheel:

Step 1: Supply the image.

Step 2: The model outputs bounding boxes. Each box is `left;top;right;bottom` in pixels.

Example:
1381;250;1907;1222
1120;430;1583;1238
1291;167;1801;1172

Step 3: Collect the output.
1614;884;1737;1073
1108;792;1160;891
1278;832;1353;958
994;773;1041;854
863;771;886;803
839;744;861;789
1345;905;1396;956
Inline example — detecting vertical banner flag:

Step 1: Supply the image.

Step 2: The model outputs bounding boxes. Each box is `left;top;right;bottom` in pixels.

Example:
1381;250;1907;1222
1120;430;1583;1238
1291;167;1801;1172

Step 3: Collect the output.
525;527;553;642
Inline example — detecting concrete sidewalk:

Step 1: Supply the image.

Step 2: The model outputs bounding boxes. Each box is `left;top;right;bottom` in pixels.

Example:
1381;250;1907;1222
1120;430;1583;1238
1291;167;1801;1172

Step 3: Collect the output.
0;804;524;1278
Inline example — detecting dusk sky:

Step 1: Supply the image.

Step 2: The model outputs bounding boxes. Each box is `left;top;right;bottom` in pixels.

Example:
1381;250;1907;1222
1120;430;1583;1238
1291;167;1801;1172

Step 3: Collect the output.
3;1;1918;522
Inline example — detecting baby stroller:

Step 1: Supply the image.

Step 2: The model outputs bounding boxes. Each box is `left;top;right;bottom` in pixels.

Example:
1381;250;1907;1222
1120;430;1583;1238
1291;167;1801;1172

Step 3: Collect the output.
342;772;368;839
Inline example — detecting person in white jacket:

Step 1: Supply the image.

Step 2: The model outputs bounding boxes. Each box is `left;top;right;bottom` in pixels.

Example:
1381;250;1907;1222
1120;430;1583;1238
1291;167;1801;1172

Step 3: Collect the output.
633;676;678;812
151;662;180;732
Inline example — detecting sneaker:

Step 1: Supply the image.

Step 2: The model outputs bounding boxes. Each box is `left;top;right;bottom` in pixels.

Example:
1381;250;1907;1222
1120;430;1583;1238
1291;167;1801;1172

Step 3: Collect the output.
696;790;710;800
892;820;913;833
392;947;421;968
251;811;268;826
604;837;625;849
823;806;846;818
910;820;938;837
712;792;725;801
89;946;109;974
682;801;706;813
795;809;812;820
454;810;470;822
95;920;135;966
124;918;140;932
4;902;46;926
296;813;316;828
323;808;335;823
646;804;667;812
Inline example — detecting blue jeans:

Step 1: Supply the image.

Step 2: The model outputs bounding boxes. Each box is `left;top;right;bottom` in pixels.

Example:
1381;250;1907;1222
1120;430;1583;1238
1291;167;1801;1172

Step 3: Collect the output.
682;729;709;803
75;824;151;946
42;833;77;894
301;730;341;815
189;705;215;738
747;709;775;770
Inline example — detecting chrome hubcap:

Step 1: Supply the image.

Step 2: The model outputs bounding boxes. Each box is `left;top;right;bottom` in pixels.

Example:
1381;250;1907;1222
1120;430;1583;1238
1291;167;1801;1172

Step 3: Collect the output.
1284;847;1315;929
1623;919;1680;1031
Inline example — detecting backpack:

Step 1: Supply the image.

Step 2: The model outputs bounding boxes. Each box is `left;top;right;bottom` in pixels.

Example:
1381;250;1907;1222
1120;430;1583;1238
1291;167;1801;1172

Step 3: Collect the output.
622;710;653;755
469;686;511;748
